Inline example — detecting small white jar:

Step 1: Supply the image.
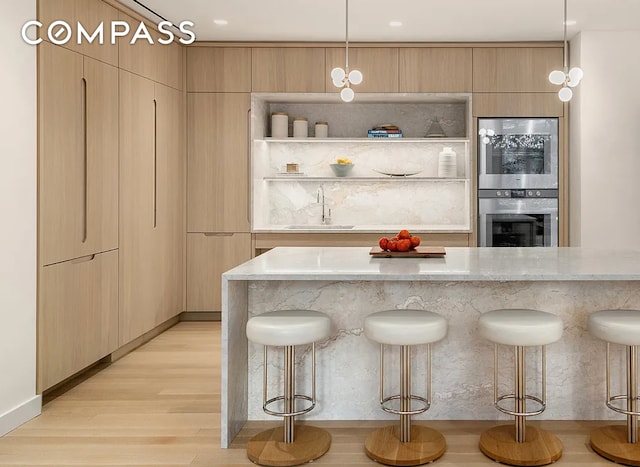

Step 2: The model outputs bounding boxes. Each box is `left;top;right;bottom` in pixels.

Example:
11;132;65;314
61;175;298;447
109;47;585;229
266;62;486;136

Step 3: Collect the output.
438;146;457;178
314;121;329;138
293;117;308;138
271;112;288;138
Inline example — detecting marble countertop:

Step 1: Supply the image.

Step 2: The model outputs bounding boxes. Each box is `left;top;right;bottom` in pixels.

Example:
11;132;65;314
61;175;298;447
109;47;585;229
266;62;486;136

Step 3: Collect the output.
223;246;640;281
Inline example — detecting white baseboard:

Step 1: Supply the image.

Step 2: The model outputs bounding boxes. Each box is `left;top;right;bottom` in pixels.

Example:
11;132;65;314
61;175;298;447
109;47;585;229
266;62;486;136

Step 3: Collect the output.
0;395;42;437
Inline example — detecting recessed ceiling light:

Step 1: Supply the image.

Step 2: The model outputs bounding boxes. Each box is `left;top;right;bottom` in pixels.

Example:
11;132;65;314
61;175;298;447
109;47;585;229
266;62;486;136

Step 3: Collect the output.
213;19;228;26
389;21;403;27
564;20;577;26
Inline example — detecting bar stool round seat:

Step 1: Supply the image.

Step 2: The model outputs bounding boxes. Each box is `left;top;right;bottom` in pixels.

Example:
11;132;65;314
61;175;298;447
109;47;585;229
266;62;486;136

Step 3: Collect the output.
588;309;640;467
363;310;447;466
246;310;331;467
478;309;563;467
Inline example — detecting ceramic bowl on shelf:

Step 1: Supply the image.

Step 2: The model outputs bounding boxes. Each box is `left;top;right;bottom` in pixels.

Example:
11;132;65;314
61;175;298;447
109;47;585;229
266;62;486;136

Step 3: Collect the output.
330;163;354;177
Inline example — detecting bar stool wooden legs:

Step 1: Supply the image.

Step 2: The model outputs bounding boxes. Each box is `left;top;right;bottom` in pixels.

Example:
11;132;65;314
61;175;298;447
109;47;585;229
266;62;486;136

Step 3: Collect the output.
478;309;563;466
246;310;332;467
588;310;640;466
363;309;447;466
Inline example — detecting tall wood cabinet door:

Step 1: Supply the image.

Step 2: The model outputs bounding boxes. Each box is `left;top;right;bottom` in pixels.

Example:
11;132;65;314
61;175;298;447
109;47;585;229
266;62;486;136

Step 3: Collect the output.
37;0;119;66
399;48;472;92
38;249;118;392
325;48;398;92
473;48;563;92
186;47;251;92
187;93;250;233
39;43;118;266
472;93;564;117
186;233;252;312
118;70;161;346
252;48;325;92
154;82;185;324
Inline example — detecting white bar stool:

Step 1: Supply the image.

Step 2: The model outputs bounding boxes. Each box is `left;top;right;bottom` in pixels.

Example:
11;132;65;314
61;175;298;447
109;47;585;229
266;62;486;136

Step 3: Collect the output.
588;309;640;466
478;309;563;466
363;309;447;466
245;310;331;467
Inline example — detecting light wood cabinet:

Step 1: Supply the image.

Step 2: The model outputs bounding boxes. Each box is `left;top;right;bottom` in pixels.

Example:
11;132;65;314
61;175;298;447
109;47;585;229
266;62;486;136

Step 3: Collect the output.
252;48;325;92
186;233;252;312
118;12;184;90
399;48;472;92
38;250;118;392
119;70;185;346
472;93;564;117
37;0;119;66
186;47;251;92
187;93;250;233
325;47;398;92
39;42;118;266
473;47;563;92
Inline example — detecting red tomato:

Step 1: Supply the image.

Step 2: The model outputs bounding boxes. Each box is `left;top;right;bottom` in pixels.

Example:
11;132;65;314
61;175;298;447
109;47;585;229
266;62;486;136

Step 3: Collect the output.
398;229;411;240
387;240;398;252
379;237;389;250
390;236;399;242
410;235;421;249
397;239;411;252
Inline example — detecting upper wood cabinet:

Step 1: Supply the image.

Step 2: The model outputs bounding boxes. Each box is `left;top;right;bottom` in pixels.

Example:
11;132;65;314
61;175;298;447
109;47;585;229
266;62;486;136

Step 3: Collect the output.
39;42;118;266
118;12;184;90
472;93;564;117
119;71;185;346
252;48;325;92
38;249;118;392
473;47;563;92
186;47;251;92
325;47;398;93
399;48;472;92
37;0;119;66
187;93;251;233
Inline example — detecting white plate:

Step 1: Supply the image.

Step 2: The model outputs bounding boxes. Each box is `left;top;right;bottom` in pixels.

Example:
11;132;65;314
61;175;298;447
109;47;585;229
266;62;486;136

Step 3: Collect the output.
373;169;423;177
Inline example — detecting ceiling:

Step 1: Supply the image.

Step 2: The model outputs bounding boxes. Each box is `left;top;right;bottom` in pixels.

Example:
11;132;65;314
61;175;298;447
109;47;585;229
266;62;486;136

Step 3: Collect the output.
118;0;640;43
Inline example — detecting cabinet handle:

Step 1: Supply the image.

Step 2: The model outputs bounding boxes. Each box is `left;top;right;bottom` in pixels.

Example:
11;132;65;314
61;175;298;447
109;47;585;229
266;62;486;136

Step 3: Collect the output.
71;253;95;264
81;77;88;243
247;107;251;225
204;232;234;237
153;98;157;228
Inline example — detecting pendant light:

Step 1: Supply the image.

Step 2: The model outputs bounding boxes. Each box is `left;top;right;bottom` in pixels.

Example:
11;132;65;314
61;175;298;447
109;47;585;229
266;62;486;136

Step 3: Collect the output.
330;0;363;102
548;0;583;102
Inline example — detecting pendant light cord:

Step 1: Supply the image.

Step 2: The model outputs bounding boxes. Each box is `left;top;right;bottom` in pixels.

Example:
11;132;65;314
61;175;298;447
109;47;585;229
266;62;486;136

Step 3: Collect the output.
563;0;568;73
345;0;349;71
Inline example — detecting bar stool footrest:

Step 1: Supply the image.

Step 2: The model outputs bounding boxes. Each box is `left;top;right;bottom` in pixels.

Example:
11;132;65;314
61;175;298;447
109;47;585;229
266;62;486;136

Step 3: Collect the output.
495;393;546;417
247;425;331;467
479;425;563;467
263;394;315;418
381;394;430;416
365;424;446;466
591;425;640;466
606;394;640;416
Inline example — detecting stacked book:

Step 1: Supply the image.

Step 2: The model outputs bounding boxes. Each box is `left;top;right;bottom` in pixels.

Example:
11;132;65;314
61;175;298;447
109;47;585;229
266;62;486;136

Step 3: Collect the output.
367;124;402;138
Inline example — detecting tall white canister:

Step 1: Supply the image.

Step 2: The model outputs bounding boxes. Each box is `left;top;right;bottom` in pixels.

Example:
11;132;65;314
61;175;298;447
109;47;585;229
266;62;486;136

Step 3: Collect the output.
438;146;457;177
271;112;288;138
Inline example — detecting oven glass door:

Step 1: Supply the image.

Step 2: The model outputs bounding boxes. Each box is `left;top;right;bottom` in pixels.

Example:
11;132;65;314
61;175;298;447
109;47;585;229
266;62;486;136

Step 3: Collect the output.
478;118;558;189
479;198;558;247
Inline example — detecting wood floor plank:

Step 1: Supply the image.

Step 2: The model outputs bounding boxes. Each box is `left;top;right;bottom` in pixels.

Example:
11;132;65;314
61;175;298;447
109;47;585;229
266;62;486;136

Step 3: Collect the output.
0;322;627;466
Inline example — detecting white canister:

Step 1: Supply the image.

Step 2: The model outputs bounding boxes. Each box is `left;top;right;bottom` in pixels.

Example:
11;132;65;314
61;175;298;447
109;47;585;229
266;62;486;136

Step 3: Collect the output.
293;117;308;138
438;147;457;178
271;112;288;138
314;121;329;138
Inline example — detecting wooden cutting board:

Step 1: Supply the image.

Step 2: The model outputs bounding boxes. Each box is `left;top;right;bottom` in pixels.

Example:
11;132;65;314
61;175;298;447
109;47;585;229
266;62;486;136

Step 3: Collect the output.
369;246;446;258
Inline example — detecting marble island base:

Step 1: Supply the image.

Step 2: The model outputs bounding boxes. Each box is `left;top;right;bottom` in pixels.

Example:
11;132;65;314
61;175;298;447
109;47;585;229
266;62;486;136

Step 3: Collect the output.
221;247;640;447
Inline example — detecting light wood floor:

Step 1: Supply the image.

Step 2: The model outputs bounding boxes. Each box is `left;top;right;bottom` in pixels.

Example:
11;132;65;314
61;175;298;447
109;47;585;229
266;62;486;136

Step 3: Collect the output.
0;321;625;466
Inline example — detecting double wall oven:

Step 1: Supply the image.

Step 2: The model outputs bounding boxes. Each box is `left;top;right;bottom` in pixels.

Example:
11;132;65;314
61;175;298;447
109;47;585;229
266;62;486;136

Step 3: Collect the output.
477;118;559;247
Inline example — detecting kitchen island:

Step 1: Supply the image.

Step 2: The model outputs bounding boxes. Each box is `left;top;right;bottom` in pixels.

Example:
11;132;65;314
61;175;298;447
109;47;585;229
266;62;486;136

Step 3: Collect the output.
221;246;640;447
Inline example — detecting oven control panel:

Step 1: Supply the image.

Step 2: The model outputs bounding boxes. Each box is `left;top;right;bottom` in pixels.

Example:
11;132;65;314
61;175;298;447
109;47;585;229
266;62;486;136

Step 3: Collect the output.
479;189;559;199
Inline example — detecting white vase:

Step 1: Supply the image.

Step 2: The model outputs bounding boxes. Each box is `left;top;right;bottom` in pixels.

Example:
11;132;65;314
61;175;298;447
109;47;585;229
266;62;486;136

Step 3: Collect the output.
438;147;457;178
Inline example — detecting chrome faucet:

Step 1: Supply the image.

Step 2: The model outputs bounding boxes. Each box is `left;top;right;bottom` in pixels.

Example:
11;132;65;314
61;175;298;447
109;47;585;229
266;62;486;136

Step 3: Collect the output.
317;186;330;224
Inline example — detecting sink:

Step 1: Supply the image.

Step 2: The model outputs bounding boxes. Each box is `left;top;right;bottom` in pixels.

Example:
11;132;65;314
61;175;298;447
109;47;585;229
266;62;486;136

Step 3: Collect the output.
285;224;355;230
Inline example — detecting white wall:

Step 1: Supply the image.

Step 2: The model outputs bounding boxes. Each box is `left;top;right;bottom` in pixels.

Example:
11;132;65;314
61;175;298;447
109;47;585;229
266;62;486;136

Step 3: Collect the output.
0;0;41;435
569;31;640;247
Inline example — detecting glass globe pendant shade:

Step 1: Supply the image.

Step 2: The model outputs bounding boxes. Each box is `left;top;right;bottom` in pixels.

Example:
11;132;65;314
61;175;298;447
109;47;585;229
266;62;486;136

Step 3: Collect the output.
331;67;346;84
340;87;355;102
558;86;573;102
549;70;566;85
567;67;584;87
332;77;345;88
482;136;490;145
478;128;487;136
348;69;363;85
